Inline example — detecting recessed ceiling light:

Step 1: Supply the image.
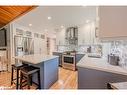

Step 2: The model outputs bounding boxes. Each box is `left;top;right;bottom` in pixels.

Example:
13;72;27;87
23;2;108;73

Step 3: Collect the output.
44;29;48;32
86;20;90;23
61;25;64;28
81;6;87;7
29;24;32;26
47;16;52;20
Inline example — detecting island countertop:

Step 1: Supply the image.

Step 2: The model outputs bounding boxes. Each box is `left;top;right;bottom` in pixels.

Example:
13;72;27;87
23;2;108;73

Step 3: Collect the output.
109;82;127;89
14;54;59;64
77;55;127;76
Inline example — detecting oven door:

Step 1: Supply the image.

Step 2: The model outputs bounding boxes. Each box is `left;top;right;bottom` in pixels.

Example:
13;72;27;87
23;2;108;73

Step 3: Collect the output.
63;56;74;64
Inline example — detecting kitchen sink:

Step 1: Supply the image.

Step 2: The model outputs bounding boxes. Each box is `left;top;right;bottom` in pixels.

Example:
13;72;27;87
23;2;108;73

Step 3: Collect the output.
88;55;101;58
88;53;102;58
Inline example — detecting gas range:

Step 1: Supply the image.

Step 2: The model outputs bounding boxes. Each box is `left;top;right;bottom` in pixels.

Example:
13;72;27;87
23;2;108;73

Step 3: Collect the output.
62;51;76;71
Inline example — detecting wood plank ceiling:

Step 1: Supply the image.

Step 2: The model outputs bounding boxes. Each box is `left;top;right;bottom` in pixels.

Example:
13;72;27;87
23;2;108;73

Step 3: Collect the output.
0;6;36;28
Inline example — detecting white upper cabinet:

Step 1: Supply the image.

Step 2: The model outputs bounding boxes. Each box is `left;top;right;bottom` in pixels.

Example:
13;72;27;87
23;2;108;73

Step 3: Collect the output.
99;6;127;38
56;28;65;45
78;22;97;45
34;35;46;54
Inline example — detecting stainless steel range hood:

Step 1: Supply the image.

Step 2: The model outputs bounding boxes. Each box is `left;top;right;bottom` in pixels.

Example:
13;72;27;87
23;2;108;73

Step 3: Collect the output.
65;27;78;45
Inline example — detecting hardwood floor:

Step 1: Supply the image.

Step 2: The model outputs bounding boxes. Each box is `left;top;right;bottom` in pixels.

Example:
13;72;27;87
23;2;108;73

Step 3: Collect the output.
0;71;11;88
0;67;77;89
50;67;77;89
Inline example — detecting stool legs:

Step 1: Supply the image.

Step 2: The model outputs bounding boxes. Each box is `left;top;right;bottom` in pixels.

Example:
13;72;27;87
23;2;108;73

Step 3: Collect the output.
11;67;14;85
27;76;31;89
37;70;41;89
107;83;112;89
20;73;23;89
20;73;32;89
11;66;20;89
16;69;19;89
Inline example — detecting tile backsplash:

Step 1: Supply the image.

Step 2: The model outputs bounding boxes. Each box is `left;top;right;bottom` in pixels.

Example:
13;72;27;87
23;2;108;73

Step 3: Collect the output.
56;40;127;69
110;40;127;68
56;45;78;52
56;44;102;54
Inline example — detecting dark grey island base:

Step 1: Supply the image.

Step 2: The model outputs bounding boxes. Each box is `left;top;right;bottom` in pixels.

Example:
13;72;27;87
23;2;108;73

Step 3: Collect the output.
32;58;59;89
78;67;127;89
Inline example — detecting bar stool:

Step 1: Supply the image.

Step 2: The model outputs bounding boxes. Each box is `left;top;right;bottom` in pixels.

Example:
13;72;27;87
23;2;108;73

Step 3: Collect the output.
11;63;28;89
20;66;41;89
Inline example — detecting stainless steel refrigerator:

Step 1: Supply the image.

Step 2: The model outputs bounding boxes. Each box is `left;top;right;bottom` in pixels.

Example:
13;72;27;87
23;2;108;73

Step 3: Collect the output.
14;36;34;56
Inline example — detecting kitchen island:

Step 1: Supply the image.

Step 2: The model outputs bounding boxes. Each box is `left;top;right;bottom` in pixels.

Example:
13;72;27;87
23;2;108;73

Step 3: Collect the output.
77;55;127;89
14;54;59;89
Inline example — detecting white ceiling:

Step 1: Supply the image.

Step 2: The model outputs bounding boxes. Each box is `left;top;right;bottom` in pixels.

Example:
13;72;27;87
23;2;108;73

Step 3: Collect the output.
14;6;97;34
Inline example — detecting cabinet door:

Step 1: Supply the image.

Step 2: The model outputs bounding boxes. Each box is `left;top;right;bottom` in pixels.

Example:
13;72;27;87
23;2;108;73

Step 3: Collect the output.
56;29;65;45
99;6;127;38
90;22;97;44
78;23;96;45
34;38;47;54
78;26;85;45
34;38;40;54
78;24;90;45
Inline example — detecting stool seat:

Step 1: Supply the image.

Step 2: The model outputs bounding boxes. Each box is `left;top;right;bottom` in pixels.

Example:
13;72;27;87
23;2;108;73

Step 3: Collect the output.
12;63;28;68
21;66;39;75
12;64;24;69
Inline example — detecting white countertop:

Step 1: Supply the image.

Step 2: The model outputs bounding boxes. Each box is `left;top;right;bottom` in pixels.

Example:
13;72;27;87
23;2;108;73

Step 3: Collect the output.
77;55;127;76
76;52;86;55
14;54;59;64
53;51;85;55
53;51;64;53
110;82;127;89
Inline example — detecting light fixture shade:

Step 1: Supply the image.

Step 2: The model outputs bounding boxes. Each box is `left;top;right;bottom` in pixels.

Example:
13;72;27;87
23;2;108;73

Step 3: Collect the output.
48;16;52;20
29;24;32;26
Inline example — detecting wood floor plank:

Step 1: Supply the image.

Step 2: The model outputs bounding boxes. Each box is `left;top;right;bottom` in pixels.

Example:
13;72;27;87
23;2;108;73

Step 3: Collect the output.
50;67;77;89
